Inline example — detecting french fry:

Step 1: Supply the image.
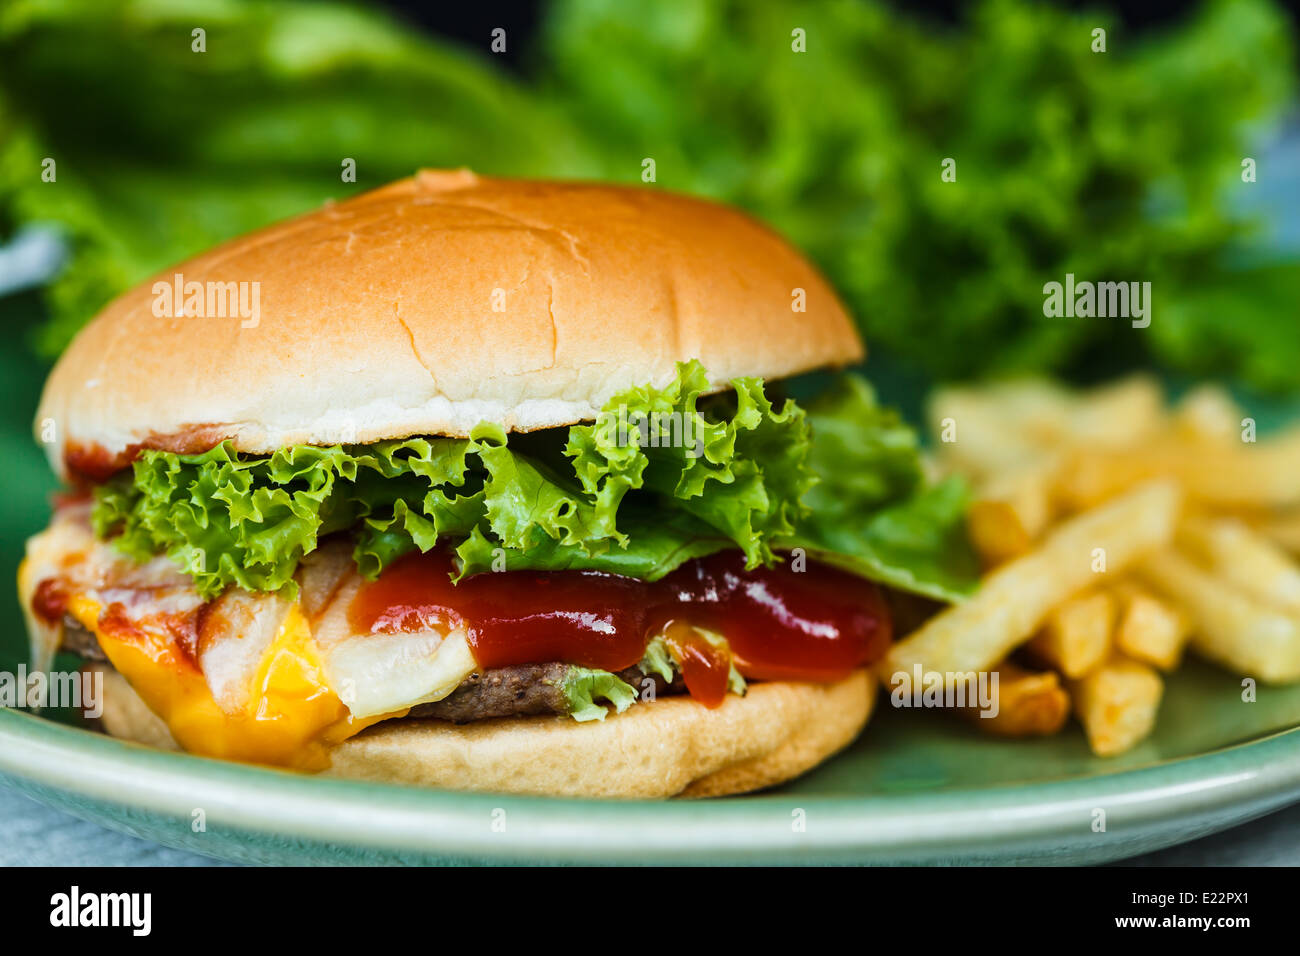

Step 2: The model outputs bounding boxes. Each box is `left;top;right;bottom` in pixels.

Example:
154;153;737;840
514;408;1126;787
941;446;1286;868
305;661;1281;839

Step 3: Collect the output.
882;480;1181;682
1254;510;1300;556
966;457;1059;566
1177;516;1300;613
1026;590;1114;678
927;387;1056;477
1173;384;1243;445
1057;429;1300;511
1111;582;1190;671
1053;447;1154;511
958;661;1070;737
922;376;1300;757
1069;656;1163;757
1067;375;1164;447
967;499;1033;566
929;377;1161;480
1137;549;1300;682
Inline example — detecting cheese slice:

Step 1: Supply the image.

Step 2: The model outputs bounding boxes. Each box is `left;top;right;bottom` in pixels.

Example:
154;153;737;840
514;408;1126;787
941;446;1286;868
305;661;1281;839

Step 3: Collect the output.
67;594;365;770
21;509;479;770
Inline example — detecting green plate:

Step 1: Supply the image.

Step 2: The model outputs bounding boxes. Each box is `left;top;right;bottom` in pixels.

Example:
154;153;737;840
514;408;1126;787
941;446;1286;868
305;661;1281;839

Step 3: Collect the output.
2;671;1299;865
3;294;1300;864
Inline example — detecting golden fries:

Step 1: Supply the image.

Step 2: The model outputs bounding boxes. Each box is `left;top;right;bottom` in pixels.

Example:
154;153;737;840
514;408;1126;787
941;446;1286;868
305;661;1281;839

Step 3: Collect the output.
1056;432;1300;511
1027;591;1114;678
1111;582;1189;671
1137;550;1300;683
926;387;1053;477
917;375;1300;757
958;661;1070;737
1178;431;1300;507
1067;376;1164;447
1177;516;1300;613
1069;657;1163;757
967;500;1032;566
882;480;1180;682
928;375;1161;481
1254;511;1300;556
966;460;1058;566
1173;384;1243;445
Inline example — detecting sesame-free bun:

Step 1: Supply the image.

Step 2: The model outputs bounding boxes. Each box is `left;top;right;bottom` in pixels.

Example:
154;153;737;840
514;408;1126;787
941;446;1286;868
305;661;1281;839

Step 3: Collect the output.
94;664;874;798
37;170;862;479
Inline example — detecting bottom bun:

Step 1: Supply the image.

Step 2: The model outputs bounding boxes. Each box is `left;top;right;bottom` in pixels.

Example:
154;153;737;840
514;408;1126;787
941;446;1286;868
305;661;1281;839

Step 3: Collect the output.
330;671;875;797
92;665;874;798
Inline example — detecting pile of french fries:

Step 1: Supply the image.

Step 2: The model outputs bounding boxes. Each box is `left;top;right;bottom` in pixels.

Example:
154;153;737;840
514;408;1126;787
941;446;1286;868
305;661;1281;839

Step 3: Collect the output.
881;377;1300;757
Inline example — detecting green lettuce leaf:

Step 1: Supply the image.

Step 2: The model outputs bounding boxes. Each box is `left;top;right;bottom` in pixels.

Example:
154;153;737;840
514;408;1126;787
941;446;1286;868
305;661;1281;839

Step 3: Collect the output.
93;361;821;597
541;0;1297;392
793;478;980;603
92;362;980;602
562;631;748;723
791;377;980;602
801;375;924;516
452;511;732;581
637;637;676;684
564;361;814;568
560;667;639;722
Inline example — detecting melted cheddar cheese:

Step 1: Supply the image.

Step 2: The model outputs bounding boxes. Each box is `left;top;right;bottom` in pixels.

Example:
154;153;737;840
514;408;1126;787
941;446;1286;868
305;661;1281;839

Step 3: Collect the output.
21;511;475;769
66;594;390;770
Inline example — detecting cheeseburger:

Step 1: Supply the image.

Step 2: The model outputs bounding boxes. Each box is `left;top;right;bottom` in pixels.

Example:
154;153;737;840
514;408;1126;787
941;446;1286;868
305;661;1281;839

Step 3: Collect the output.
20;170;973;797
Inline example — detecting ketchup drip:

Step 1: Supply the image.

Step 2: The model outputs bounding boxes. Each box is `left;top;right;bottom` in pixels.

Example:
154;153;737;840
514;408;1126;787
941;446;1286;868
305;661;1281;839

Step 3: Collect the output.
31;578;70;626
659;621;732;708
348;549;891;707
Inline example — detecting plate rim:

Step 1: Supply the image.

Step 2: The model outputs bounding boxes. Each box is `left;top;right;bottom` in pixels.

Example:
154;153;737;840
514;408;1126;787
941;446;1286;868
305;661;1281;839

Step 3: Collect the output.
3;708;1300;864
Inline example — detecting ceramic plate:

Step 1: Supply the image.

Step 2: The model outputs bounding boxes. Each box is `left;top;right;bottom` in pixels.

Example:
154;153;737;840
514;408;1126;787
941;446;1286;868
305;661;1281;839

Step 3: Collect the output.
2;658;1299;865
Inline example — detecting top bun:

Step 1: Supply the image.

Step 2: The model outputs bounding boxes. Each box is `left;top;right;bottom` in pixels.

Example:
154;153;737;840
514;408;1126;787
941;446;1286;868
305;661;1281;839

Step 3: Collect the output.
36;170;862;480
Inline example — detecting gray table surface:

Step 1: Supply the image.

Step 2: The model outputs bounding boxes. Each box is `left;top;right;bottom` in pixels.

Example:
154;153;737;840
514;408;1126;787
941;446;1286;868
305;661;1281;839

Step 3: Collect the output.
1;782;1296;866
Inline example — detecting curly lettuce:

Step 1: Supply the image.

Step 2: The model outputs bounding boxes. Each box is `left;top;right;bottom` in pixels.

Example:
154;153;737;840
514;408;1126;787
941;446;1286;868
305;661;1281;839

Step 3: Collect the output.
92;361;979;602
788;378;981;601
560;667;640;722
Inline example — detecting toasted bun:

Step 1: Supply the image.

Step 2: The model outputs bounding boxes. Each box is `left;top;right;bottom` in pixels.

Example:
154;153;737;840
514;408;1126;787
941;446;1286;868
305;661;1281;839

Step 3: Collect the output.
37;170;862;479
93;665;874;798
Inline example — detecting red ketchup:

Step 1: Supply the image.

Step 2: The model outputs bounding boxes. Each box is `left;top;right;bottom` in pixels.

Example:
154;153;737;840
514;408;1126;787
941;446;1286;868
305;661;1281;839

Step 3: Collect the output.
31;578;70;625
658;621;732;708
348;549;891;708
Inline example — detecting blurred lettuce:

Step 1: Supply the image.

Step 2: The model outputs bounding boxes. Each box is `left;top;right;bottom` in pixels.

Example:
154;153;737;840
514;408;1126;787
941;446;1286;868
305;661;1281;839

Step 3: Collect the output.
7;0;1291;388
1149;261;1300;391
92;362;979;601
541;0;1298;389
0;0;597;354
